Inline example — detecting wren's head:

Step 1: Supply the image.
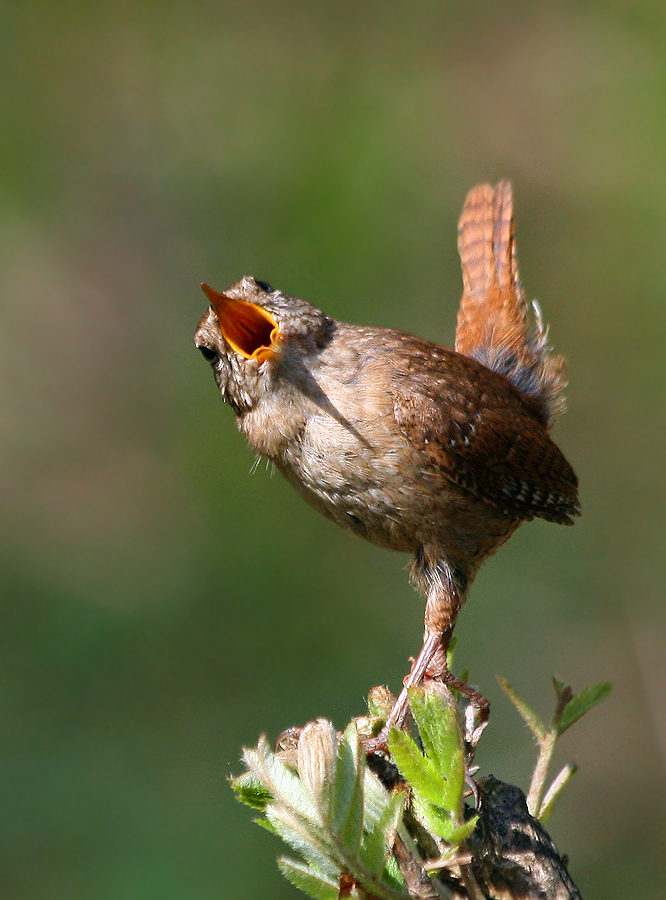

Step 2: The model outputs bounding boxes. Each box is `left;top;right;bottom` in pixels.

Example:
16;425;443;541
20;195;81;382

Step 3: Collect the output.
194;276;334;415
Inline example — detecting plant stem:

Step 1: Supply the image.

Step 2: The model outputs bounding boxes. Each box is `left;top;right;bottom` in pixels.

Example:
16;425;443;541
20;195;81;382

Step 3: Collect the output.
526;729;557;817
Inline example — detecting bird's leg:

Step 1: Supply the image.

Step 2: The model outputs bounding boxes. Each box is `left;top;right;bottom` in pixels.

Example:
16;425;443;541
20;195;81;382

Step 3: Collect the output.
421;559;490;748
386;561;466;731
365;555;488;755
382;631;445;734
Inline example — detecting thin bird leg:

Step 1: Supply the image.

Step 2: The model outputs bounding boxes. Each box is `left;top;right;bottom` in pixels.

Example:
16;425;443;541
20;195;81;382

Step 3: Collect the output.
387;630;489;735
365;558;489;754
363;632;443;755
385;631;443;731
422;571;490;747
364;629;489;754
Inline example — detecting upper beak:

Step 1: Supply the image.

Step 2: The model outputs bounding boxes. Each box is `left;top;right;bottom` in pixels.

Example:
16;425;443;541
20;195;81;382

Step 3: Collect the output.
201;283;281;362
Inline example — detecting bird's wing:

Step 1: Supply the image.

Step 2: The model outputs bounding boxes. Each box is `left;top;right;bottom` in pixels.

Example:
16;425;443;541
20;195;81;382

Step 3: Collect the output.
390;341;580;525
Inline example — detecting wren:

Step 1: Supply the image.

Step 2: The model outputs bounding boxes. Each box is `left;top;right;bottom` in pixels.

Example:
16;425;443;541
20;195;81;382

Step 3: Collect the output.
194;181;580;734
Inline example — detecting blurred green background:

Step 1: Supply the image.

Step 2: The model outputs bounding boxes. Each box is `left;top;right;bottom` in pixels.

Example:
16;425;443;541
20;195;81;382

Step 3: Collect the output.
2;1;665;897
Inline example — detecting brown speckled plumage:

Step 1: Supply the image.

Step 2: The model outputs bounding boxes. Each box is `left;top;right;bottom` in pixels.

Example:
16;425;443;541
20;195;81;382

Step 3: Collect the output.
194;181;579;730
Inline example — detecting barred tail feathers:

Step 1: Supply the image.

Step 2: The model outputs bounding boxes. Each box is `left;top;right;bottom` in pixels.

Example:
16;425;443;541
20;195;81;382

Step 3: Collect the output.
455;181;567;427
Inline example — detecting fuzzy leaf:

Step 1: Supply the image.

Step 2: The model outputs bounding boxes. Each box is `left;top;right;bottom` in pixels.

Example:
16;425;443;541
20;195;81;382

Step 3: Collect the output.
244;738;320;824
498;676;546;741
388;727;446;805
444;816;479;845
363;767;391;832
362;790;405;876
230;770;272;810
278;857;339;900
558;682;612;735
383;852;406;893
266;805;338;878
254;815;279;835
411;795;458;843
298;720;338;820
539;763;577;824
332;723;364;853
367;686;395;719
408;684;465;812
362;767;393;831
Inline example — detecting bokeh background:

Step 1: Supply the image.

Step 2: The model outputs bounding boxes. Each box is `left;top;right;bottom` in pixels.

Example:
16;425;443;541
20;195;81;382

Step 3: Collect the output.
2;2;665;897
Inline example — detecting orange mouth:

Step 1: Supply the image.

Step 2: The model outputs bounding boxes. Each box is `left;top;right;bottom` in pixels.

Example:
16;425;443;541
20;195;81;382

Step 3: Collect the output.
201;283;281;363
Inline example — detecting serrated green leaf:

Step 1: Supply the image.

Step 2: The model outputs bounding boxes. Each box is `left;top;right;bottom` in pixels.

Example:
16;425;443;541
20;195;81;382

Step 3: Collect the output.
230;770;273;810
332;723;364;853
411;796;476;847
558;682;612;735
362;768;392;832
407;685;464;812
245;738;320;824
278;857;339;900
411;795;455;842
388;727;446;805
497;676;546;740
383;851;406;893
444;815;478;845
362;790;404;876
266;806;338;879
255;815;279;835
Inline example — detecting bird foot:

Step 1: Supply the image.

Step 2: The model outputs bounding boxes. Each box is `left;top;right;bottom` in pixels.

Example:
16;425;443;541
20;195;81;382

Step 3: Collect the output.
440;669;490;750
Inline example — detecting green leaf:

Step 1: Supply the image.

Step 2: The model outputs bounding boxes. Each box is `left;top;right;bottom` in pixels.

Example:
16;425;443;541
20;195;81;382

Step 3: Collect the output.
408;685;464;812
497;676;546;741
411;796;455;842
444;816;479;845
266;807;338;879
539;763;577;824
362;790;404;876
387;727;446;805
230;770;273;810
245;737;320;823
383;851;406;893
331;723;364;854
278;857;340;900
410;796;477;847
254;815;279;835
367;686;395;719
558;682;612;735
361;767;392;836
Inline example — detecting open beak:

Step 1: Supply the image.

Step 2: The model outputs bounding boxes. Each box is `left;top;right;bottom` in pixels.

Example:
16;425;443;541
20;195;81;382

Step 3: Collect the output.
201;283;281;363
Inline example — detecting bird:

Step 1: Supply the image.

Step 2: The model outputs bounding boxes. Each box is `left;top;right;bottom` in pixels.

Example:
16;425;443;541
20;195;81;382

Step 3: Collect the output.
193;181;580;737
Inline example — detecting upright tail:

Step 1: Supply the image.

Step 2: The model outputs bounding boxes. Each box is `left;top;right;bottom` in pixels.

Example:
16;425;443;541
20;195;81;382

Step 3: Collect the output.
455;181;567;427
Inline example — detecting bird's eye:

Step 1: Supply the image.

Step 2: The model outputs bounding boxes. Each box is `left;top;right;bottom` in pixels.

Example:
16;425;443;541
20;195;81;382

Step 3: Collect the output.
198;345;219;364
254;279;273;292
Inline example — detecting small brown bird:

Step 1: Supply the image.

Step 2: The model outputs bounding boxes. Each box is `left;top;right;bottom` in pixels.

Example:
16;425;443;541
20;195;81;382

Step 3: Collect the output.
194;181;579;733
